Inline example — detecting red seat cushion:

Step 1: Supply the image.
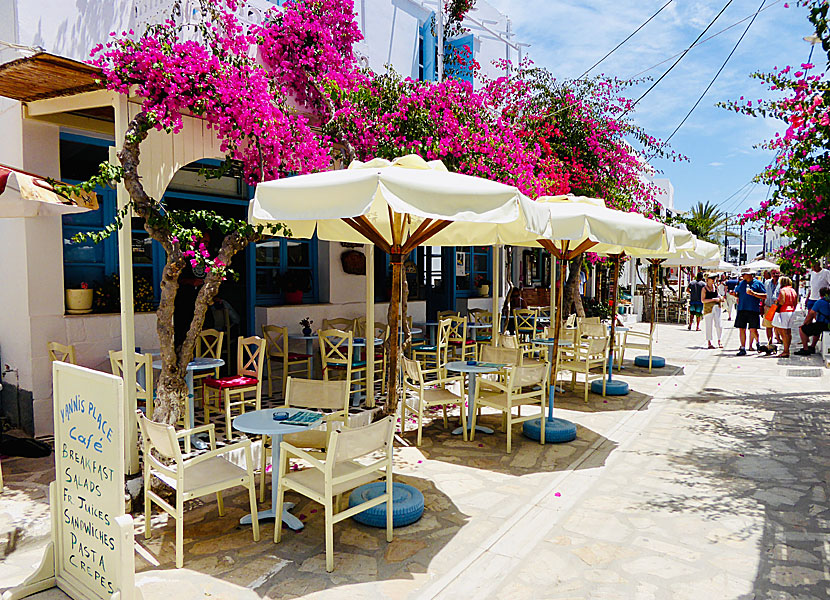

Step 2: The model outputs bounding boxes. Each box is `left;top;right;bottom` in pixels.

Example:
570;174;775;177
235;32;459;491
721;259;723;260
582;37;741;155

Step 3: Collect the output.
287;352;311;361
449;340;476;345
205;375;258;389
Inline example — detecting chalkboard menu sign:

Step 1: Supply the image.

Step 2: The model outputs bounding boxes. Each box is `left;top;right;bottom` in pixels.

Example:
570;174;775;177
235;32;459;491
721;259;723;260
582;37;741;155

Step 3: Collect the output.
5;362;141;600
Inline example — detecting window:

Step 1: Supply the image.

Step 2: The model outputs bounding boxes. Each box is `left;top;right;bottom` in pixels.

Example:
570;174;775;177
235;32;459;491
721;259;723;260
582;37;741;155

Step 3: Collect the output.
255;237;317;304
418;16;436;81
455;246;491;297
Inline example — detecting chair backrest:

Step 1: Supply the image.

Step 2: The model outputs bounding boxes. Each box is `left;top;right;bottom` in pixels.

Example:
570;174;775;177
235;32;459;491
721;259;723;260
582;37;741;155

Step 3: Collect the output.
446;315;467;345
565;314;577;328
285;377;349;412
322;317;355;333
402;356;423;386
48;341;76;364
513;309;537;334
330;415;395;463
537;306;551;319
319;328;353;369
353;316;367;337
437;310;457;320
498;334;519;349
109;350;154;400
581;316;601;325
136;411;182;465
508;363;548;391
262;325;288;359
580;323;608;339
237;336;266;378
475;311;494;327
197;328;224;360
480;345;520;366
582;336;608;359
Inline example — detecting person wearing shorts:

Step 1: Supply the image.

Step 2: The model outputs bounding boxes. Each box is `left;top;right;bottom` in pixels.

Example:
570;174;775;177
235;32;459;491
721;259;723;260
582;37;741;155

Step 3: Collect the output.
688;272;706;331
771;276;797;358
732;270;766;356
807;263;830;311
761;269;780;352
796;286;830;355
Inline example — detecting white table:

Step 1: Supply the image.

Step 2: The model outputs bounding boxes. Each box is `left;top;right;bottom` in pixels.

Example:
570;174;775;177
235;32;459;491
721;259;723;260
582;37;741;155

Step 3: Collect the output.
446;360;504;436
152;356;224;449
233;407;323;530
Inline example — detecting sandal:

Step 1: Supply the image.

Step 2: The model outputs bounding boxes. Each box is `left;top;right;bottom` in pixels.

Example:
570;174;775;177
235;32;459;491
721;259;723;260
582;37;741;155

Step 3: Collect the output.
707;343;715;349
718;342;723;348
777;353;790;358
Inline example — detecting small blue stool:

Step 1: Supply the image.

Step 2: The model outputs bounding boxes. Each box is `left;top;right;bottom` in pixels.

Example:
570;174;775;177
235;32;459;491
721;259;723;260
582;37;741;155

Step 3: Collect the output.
635;355;665;368
349;482;424;528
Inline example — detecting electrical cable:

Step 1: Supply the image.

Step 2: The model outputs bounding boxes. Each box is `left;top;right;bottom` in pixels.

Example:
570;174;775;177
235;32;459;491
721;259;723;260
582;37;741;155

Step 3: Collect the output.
630;0;782;79
651;0;767;154
628;0;736;112
577;0;675;80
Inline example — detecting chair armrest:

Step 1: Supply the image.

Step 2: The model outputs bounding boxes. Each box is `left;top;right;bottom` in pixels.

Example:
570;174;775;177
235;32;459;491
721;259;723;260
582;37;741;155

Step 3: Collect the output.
624;331;651;341
279;441;326;471
176;423;216;438
185;438;251;468
428;375;464;387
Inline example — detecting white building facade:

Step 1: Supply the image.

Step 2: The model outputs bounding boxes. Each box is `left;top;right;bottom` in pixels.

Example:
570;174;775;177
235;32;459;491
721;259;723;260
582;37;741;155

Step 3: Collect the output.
0;0;525;436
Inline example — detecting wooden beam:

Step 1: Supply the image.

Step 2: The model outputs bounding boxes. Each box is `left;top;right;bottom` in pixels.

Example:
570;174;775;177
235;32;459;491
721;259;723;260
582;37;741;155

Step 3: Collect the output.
407;217;434;249
343;217;390;252
566;239;598;260
402;219;453;253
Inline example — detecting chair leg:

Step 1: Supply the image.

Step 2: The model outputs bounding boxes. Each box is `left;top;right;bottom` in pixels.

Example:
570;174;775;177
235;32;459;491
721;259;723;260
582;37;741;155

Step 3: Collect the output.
248;478;260;542
417;409;423;447
506;410;512;453
259;436;268;503
470;402;478;441
266;356;273;398
459;401;467;442
203;387;210;425
216;490;225;516
144;472;152;539
225;390;233;440
274;479;285;544
175;495;184;569
442;404;448;428
325;498;335;572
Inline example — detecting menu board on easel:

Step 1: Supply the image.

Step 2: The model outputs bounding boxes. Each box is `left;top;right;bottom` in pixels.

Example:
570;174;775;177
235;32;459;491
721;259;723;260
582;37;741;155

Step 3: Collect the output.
3;362;140;600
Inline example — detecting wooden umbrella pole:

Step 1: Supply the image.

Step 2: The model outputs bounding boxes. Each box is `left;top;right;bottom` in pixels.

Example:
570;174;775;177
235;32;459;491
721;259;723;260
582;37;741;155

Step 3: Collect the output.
548;249;568;418
386;256;402;415
608;254;622;371
650;260;658;338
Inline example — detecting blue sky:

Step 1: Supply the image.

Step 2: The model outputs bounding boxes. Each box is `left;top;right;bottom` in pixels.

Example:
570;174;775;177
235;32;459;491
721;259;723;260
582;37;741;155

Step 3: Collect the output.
487;0;812;222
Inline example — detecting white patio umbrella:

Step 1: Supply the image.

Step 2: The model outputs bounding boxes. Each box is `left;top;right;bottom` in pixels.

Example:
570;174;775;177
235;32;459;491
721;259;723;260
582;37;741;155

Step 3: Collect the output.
250;154;550;411
743;258;779;271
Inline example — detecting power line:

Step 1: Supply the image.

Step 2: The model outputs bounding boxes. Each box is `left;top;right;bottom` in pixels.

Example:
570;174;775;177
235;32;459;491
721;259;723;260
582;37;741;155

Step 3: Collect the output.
630;0;783;79
628;0;736;112
577;0;675;80
653;0;767;150
713;179;755;210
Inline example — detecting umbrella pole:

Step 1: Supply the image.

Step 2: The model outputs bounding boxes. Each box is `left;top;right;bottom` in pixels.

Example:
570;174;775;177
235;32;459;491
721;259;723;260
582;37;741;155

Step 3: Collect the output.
365;244;375;407
594;253;630;396
548;247;568;421
385;256;402;415
492;244;500;346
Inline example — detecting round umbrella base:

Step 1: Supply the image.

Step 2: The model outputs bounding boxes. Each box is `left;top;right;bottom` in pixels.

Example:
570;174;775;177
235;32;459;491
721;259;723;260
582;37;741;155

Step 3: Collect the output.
635;355;665;368
591;378;630;396
349;482;424;528
522;417;577;443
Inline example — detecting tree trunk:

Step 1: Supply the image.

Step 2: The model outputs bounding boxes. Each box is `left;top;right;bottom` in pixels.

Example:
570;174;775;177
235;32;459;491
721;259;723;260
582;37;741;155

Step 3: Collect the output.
384;261;402;416
563;258;585;317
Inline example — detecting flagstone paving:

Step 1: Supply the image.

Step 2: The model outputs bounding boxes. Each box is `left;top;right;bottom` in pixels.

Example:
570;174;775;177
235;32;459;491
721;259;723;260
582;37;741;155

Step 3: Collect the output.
2;315;829;599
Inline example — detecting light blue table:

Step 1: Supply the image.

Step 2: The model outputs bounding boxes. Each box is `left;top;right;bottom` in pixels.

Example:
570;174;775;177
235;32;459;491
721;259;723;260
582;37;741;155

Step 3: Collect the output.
233;407;323;530
446;360;504;436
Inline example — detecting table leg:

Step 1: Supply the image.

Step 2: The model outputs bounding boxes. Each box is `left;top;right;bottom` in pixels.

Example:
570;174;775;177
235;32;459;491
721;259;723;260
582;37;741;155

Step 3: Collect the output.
306;339;314;377
452;372;493;436
186;371;208;450
240;433;302;529
429;325;436;346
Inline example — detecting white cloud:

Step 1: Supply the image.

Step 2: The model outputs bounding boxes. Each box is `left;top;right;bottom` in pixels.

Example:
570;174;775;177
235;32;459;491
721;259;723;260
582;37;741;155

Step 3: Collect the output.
709;161;724;167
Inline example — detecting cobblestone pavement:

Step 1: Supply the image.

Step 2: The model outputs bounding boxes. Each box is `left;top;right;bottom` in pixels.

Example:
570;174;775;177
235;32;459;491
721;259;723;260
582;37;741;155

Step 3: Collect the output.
1;314;828;599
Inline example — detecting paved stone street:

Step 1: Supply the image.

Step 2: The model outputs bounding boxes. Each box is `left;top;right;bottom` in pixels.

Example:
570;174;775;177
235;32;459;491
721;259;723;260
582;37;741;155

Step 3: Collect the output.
2;314;829;599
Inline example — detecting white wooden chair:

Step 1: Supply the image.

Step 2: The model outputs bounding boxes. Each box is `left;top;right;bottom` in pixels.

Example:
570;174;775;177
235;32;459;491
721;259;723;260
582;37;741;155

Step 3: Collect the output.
47;341;76;364
259;377;350;502
275;416;396;572
193;328;224;401
262;325;312;398
616;328;655;371
137;411;259;568
203;336;266;439
412;318;451;378
471;363;549;453
109;350;155;420
322;317;356;332
402;356;467;445
320;328;367;401
558;327;609;402
447;315;475;361
513;309;537;344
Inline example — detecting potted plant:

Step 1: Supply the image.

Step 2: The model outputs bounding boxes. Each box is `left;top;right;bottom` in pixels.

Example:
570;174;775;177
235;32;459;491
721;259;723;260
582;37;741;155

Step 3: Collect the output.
283;271;310;304
475;275;491;297
300;317;313;337
65;282;94;314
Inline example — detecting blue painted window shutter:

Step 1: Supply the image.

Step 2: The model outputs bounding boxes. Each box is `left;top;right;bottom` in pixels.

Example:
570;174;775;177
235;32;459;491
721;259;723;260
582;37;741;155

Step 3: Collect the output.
445;33;474;85
419;17;436;82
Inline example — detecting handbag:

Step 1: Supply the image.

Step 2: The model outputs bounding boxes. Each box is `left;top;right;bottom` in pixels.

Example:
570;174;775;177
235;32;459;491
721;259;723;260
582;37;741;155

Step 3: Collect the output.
764;303;778;322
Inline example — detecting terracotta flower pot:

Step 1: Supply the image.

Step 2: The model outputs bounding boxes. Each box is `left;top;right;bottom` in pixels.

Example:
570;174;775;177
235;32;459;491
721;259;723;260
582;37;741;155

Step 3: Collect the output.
65;289;94;314
285;290;304;304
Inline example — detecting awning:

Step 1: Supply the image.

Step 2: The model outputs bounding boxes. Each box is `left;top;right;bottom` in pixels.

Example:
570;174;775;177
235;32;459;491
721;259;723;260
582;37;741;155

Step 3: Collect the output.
0;165;98;218
0;52;102;102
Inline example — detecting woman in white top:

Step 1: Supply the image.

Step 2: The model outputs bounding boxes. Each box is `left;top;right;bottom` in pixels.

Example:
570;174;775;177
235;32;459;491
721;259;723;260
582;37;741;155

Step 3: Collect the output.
702;275;723;349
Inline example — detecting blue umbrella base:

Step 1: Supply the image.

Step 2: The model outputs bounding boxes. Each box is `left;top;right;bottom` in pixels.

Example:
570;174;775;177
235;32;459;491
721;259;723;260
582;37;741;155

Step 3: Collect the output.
635;355;665;368
349;482;424;528
522;417;577;443
591;378;630;396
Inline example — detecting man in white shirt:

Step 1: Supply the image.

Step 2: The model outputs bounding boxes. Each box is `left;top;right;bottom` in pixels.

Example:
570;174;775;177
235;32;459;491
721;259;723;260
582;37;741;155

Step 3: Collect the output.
807;263;830;311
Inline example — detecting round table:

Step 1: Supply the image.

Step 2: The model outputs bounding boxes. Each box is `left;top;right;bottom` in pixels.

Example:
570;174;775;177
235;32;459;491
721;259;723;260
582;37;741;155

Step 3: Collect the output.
233;407;323;530
446;360;504;436
417;321;440;345
525;338;577;443
152;356;224;449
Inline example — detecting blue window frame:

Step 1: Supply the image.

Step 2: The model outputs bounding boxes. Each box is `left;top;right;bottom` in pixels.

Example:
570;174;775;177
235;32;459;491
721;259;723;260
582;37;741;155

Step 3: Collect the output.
254;236;318;305
454;246;491;298
419;16;437;81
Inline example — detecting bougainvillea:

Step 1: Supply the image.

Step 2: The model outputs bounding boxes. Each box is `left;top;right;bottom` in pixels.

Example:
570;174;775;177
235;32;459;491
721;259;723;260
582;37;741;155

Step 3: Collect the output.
721;0;830;262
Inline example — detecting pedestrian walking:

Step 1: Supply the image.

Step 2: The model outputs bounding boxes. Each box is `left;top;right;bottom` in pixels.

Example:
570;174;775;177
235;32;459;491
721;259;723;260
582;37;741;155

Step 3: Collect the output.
770;276;797;358
724;273;739;320
702;274;723;349
761;269;781;353
806;263;830;311
796;286;830;355
732;268;766;356
688;272;706;332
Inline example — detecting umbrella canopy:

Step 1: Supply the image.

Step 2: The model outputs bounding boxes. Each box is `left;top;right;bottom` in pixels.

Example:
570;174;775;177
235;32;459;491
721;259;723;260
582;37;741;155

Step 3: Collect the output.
0;164;97;218
659;238;722;267
250;155;549;249
743;258;779;271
